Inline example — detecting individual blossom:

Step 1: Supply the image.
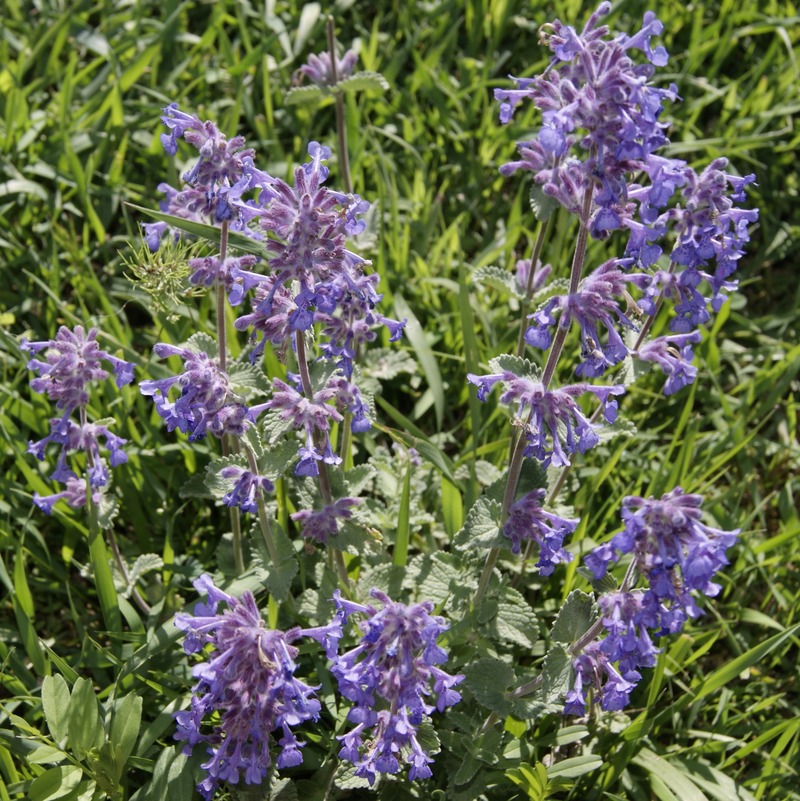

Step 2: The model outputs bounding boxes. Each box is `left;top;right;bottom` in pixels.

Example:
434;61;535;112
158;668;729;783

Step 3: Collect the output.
33;476;96;515
139;344;252;441
330;589;463;785
515;257;552;296
294;48;359;87
503;489;578;572
188;253;260;293
585;487;739;634
291;497;361;543
217;466;275;514
467;369;624;467
524;260;651;377
174;576;335;800
596;589;660;674
631;330;702;395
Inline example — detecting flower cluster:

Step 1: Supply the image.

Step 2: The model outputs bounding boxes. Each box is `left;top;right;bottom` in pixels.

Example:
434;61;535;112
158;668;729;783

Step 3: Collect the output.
139;344;252;441
23;325;135;514
566;488;739;715
330;589;463;785
291;496;360;542
294;48;359;87
174;576;333;799
467;369;624;467
503;489;578;571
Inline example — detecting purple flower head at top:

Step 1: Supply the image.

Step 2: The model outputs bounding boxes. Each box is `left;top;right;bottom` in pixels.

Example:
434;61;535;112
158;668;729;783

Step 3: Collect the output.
291;497;361;543
174;576;332;800
503;489;578;573
468;369;624;467
585;487;739;635
23;325;135;417
295;49;359;87
330;589;463;785
139;344;252;441
496;4;678;238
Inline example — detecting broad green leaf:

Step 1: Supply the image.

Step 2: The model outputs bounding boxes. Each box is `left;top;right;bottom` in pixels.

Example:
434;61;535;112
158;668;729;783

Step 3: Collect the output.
549;590;596;644
492;586;538;648
454;496;503;551
632;749;709;801
472;264;521;297
463;657;514;716
109;694;142;779
141;745;194;801
28;765;82;801
26;744;66;765
363;347;417;380
546;754;604;779
67;678;104;761
540;644;572;705
530;184;559;221
488;353;541;382
337;71;390;95
41;675;71;745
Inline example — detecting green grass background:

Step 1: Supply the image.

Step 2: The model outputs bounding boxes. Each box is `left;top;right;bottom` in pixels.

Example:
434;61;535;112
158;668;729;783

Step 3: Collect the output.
0;0;798;799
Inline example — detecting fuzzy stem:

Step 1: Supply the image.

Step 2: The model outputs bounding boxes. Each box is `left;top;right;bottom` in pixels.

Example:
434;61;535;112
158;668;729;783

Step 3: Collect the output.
515;217;553;358
106;526;151;616
244;443;281;566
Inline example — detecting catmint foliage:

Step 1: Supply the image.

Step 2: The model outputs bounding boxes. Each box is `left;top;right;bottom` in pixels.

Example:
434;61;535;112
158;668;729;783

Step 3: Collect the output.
174;576;339;799
330;589;463;785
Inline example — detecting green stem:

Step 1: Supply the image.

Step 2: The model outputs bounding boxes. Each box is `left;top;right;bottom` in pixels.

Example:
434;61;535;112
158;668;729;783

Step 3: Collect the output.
327;16;353;194
244;443;281;566
515;217;553;358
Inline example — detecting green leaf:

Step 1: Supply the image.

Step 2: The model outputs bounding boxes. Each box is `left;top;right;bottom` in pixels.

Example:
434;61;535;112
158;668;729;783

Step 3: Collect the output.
549;590;596;644
109;693;142;780
530;184;559;221
41;675;71;745
337;71;390;95
283;84;325;106
541;644;572;705
472;264;521;297
141;745;194;801
254;523;298;603
411;552;472;607
28;765;82;801
488;353;541;382
67;678;104;761
492;586;538;648
126;203;268;259
363;347;417;380
546;754;604;779
463;657;515;716
26;744;67;765
454;496;503;551
632;749;710;801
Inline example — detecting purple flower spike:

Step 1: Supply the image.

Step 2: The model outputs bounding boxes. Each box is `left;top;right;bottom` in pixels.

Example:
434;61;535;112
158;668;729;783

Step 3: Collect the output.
140;345;250;441
586;488;739;635
174;576;325;800
504;489;578;572
291;497;360;543
23;325;135;414
330;589;463;785
566;641;641;716
218;466;274;514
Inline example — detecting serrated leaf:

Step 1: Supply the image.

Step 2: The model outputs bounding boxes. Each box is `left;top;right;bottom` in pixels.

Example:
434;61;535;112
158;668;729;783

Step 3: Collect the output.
363;347;417;380
337;71;389;95
411;553;471;607
493;586;538;648
488;353;541;381
258;439;300;480
454;496;503;550
463;657;515;716
550;589;596;644
97;494;119;529
541;643;573;705
183;332;218;359
41;674;70;745
473;264;522;297
259;409;297;446
342;464;377;496
129;554;163;583
283;84;325;106
530;184;559;221
254;523;298;602
228;360;271;395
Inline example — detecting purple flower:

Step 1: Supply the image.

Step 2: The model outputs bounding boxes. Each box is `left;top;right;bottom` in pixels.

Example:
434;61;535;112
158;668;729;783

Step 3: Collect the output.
515;258;552;296
22;325;135;416
503;489;578;573
295;49;359;87
468;370;624;467
218;466;275;514
585;488;739;635
174;576;328;799
565;641;641;716
189;254;260;292
330;589;463;785
524;260;650;377
291;497;360;543
633;330;702;395
33;476;96;515
139;344;251;441
597;590;660;674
